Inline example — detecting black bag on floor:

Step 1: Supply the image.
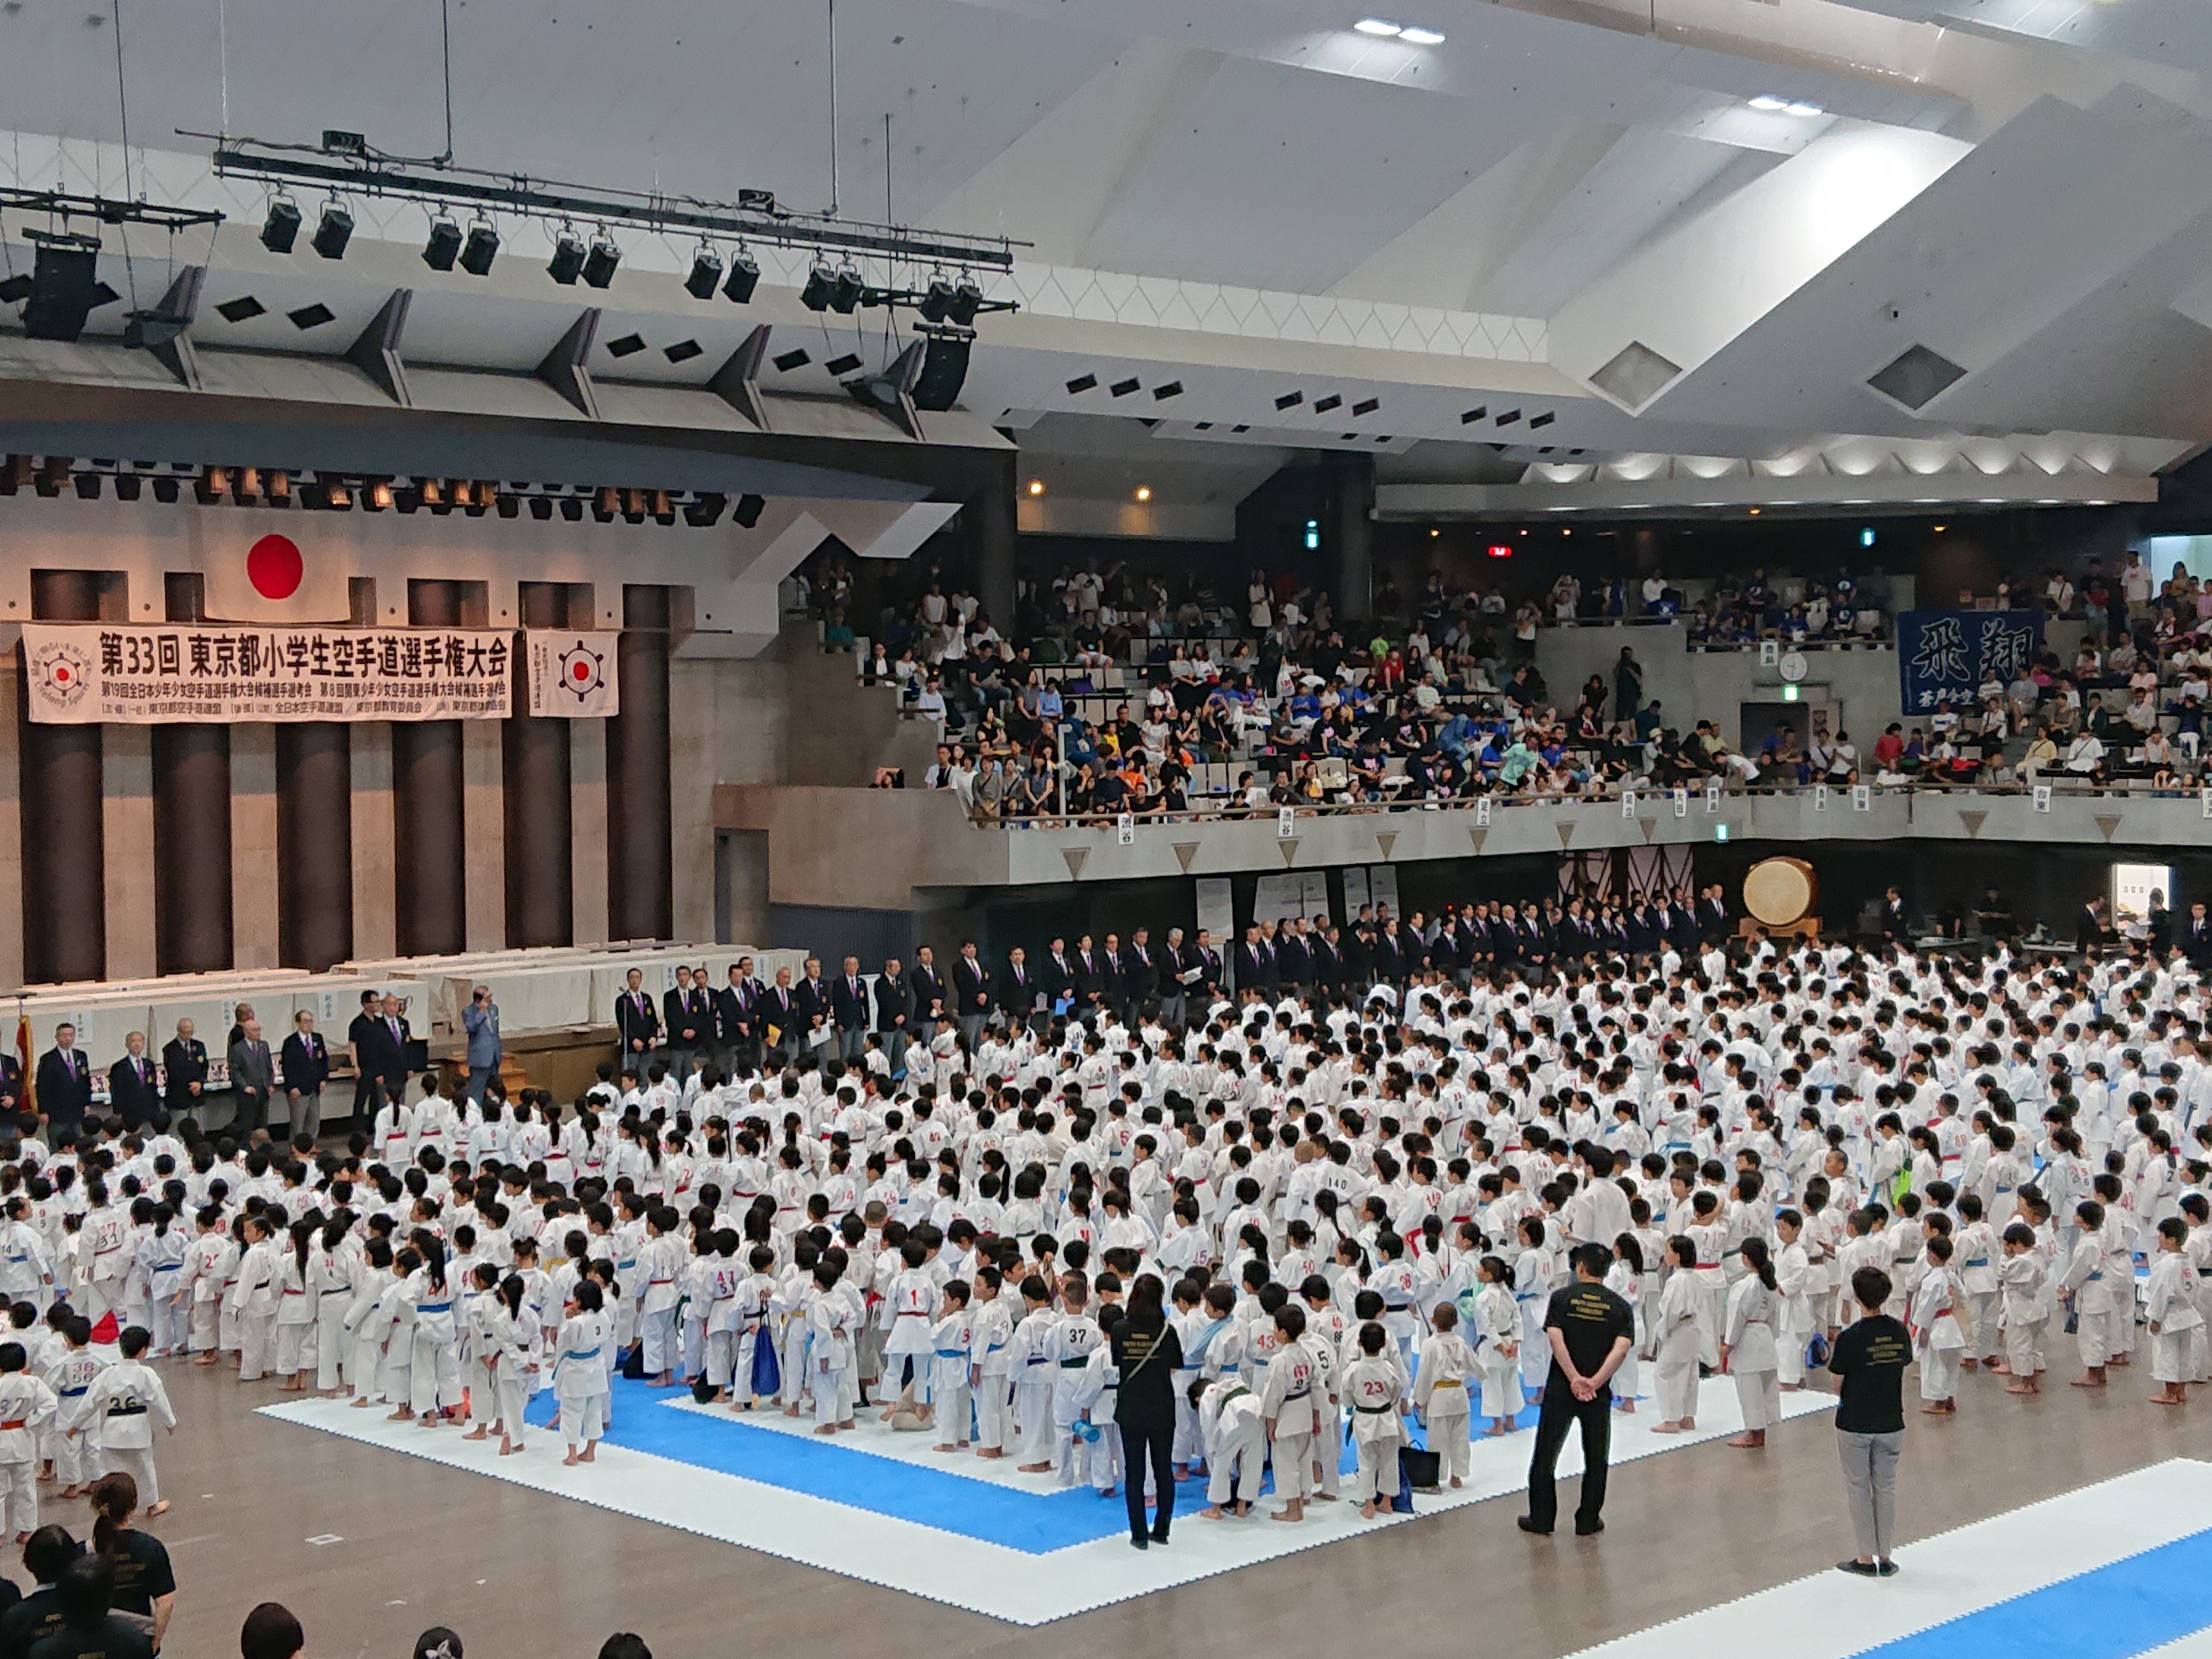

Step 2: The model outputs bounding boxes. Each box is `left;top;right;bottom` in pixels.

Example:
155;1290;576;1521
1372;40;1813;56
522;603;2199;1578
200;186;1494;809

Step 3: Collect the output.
1392;1448;1420;1513
1401;1447;1442;1493
621;1343;646;1380
691;1375;717;1404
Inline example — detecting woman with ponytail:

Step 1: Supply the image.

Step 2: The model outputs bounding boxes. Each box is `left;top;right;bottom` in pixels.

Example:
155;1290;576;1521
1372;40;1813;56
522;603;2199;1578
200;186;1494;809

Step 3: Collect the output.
89;1471;176;1649
405;1227;462;1427
1722;1234;1782;1448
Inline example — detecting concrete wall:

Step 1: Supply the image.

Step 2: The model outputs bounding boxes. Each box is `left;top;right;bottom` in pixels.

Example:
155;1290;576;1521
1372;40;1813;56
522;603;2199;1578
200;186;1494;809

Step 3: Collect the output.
718;782;2211;908
1535;623;1901;749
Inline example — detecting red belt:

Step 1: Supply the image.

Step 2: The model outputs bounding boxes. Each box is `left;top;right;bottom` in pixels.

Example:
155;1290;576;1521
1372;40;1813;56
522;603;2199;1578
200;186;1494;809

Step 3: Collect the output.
0;1420;25;1431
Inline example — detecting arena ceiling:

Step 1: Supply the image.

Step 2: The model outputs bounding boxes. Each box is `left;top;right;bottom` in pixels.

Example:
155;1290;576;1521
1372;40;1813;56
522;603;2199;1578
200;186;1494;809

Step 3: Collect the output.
3;0;2210;517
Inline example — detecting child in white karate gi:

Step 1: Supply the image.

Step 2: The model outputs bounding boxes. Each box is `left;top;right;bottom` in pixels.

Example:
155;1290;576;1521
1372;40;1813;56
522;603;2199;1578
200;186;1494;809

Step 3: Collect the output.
969;1269;1015;1457
1651;1235;1703;1433
1910;1235;1964;1413
1343;1321;1408;1519
1193;1374;1264;1518
1995;1223;2045;1394
2147;1218;2203;1406
1413;1302;1474;1486
1473;1256;1521;1436
1258;1303;1319;1523
930;1281;975;1451
68;1327;174;1511
808;1263;857;1433
1721;1238;1781;1448
555;1280;613;1464
1009;1277;1058;1472
0;1342;58;1542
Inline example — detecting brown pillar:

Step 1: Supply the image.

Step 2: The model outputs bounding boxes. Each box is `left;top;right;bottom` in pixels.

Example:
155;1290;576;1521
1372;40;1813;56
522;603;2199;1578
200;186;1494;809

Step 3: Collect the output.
277;723;353;969
505;583;573;946
607;585;671;941
20;571;105;983
152;727;233;974
395;581;466;957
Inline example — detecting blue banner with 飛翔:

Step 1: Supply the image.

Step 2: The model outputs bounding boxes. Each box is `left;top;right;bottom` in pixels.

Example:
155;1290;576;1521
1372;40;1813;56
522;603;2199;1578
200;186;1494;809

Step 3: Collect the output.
1897;609;2043;716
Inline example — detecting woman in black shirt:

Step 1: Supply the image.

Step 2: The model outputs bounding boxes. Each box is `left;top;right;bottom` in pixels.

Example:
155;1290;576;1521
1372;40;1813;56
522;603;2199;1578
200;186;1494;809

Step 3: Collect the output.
1104;1274;1185;1550
90;1473;175;1650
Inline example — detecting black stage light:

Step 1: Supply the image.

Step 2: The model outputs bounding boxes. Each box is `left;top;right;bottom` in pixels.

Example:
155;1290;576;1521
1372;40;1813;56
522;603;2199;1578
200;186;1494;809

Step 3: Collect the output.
733;492;765;528
683;492;726;526
460;223;499;276
312;205;354;259
560;496;584;521
948;277;983;327
423;218;462;272
152;477;180;503
919;275;956;324
685;249;723;300
260;198;302;254
113;473;143;502
722;251;760;303
528;495;553;520
73;473;102;500
801;263;835;311
830;267;865;314
549;233;586;285
582;238;621;289
0;275;29;305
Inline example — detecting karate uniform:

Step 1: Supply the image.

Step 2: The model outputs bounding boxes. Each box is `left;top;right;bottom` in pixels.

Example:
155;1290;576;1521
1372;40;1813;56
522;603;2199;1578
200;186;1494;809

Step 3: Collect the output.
1344;1354;1407;1504
1910;1265;1964;1401
1653;1270;1702;1422
1257;1341;1321;1505
66;1358;173;1506
2146;1253;2204;1384
1724;1276;1780;1429
0;1371;58;1535
1413;1331;1474;1481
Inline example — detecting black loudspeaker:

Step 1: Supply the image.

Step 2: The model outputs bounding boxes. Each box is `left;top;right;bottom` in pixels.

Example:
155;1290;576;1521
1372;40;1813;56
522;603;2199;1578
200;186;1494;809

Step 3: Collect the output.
23;234;107;342
912;331;972;412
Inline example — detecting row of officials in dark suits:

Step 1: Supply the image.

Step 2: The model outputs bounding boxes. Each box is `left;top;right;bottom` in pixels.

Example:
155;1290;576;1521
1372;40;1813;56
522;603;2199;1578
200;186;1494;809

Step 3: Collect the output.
3;987;420;1143
601;885;1738;1070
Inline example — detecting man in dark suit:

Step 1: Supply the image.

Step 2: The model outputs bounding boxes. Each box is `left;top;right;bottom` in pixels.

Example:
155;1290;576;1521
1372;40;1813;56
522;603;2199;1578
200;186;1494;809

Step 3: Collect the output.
1159;928;1193;1029
36;1024;92;1142
615;968;660;1065
953;940;993;1044
1072;935;1105;1012
2077;896;2109;956
1699;885;1731;946
794;958;833;1053
1880;886;1910;943
999;946;1041;1033
1235;925;1268;995
1125;927;1160;1015
830;955;873;1063
229;1018;275;1135
2183;902;2212;972
663;966;708;1061
1040;937;1077;1015
281;1009;332;1141
340;993;380;1123
910;947;946;1031
1277;919;1312;992
0;1053;21;1132
107;1032;159;1131
1193;928;1224;1000
717;959;761;1074
874;957;915;1072
165;1017;211;1123
1099;933;1129;1019
761;966;802;1062
1310;923;1343;993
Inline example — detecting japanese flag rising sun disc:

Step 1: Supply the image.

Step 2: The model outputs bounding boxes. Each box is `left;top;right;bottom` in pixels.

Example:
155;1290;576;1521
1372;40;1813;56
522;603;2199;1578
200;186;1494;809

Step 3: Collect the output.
200;531;353;623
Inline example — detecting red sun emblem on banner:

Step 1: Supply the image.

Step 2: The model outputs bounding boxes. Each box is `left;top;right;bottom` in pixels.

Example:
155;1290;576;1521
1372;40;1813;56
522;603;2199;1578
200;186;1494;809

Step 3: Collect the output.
557;640;607;702
246;534;305;600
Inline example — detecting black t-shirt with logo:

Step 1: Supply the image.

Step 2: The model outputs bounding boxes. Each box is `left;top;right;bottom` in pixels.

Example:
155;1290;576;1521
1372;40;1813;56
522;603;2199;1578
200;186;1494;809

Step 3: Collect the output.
1830;1314;1913;1434
1541;1281;1636;1401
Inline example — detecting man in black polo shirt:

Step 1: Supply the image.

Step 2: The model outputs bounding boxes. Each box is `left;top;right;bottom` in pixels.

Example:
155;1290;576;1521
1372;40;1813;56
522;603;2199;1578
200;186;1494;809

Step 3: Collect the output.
1519;1241;1635;1538
1830;1265;1912;1577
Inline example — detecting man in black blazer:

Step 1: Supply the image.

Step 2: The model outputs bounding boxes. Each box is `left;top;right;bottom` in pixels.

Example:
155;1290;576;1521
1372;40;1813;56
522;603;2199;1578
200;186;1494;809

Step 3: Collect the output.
717;959;760;1074
909;947;946;1031
165;1018;211;1123
2183;902;2212;972
108;1032;159;1131
952;940;993;1044
663;966;708;1060
1071;935;1105;1011
615;968;660;1065
1099;933;1130;1018
281;1009;332;1141
873;957;915;1071
229;1018;275;1136
998;946;1041;1034
1040;937;1077;1014
830;955;873;1063
1880;886;1910;943
36;1024;92;1142
1125;927;1161;1015
761;966;802;1063
794;958;833;1053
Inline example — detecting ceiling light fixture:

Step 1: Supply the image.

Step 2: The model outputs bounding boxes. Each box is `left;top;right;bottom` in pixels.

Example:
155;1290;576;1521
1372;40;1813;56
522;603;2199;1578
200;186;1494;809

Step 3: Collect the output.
459;221;499;276
1749;95;1788;112
722;249;760;303
310;201;353;259
1027;479;1045;497
1784;101;1825;117
1134;486;1152;502
1354;18;1403;35
422;216;463;271
1399;26;1444;44
581;236;621;289
548;231;586;285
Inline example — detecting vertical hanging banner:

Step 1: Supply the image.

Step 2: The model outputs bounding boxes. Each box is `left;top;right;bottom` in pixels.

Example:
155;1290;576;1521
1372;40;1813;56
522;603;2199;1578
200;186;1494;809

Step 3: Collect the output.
22;624;511;723
524;630;622;717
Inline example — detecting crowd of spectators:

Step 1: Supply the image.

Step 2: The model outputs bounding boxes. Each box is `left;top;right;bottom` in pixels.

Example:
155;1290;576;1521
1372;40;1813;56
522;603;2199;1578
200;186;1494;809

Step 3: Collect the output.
807;542;2212;825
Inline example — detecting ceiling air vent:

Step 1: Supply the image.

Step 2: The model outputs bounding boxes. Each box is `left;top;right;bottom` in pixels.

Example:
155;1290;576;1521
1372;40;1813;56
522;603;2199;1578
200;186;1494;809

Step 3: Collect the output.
1868;344;1966;411
1590;340;1681;411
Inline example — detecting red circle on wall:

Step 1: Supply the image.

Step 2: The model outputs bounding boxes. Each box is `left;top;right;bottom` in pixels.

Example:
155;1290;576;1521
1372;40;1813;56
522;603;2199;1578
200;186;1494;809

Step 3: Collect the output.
571;660;593;682
246;534;304;600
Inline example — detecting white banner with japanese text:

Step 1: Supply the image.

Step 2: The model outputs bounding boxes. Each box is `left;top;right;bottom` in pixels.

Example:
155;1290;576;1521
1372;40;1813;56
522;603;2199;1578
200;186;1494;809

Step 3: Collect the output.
22;624;513;723
523;630;620;717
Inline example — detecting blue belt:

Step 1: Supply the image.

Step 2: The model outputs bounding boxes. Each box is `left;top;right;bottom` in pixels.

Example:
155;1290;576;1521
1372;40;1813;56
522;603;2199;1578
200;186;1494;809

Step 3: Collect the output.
5;1257;25;1266
58;1386;85;1397
1514;1292;1538;1302
1964;1259;1989;1269
935;1348;967;1359
617;1261;637;1272
566;1345;602;1361
419;1302;451;1314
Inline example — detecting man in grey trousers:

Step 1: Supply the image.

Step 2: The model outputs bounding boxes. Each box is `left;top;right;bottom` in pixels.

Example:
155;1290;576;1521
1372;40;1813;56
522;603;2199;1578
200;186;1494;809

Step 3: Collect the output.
1828;1265;1912;1577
